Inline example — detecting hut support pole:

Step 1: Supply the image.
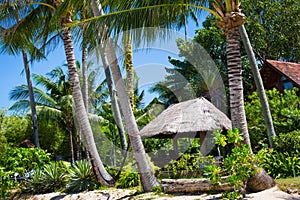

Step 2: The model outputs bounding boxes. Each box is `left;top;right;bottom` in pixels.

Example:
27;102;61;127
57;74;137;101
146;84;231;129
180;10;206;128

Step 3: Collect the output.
172;137;178;158
199;132;205;148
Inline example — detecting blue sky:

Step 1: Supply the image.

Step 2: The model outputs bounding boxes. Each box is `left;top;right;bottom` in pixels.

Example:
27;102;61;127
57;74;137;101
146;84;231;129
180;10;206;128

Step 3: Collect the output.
0;16;206;110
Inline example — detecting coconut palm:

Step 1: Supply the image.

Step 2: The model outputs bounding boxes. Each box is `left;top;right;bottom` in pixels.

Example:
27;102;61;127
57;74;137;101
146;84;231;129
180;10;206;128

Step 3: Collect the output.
123;36;135;110
239;26;276;147
13;0;115;186
209;0;251;148
0;0;44;147
88;0;209;191
9;67;77;163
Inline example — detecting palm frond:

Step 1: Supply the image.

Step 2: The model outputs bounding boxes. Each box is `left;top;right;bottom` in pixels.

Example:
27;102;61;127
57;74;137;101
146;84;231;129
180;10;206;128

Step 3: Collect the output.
33;74;61;97
8;100;31;115
73;1;218;47
36;105;62;122
88;113;106;123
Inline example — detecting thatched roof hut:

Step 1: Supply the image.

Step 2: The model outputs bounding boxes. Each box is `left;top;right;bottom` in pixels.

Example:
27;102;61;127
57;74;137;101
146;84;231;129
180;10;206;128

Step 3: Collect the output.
139;97;232;139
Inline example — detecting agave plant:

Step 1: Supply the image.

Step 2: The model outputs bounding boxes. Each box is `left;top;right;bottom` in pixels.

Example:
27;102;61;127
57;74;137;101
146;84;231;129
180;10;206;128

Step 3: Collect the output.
42;162;67;192
66;160;98;192
22;162;67;194
22;168;45;194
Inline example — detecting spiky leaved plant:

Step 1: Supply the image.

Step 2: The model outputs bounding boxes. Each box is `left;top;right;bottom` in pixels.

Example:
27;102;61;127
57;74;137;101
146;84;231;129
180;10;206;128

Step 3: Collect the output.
66;159;98;192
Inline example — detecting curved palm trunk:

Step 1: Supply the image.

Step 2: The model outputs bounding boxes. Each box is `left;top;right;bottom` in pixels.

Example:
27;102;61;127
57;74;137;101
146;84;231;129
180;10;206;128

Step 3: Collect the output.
100;51;127;154
239;25;276;147
61;24;114;186
79;37;88;161
91;0;159;191
106;40;159;191
91;0;128;156
226;27;252;151
21;49;40;148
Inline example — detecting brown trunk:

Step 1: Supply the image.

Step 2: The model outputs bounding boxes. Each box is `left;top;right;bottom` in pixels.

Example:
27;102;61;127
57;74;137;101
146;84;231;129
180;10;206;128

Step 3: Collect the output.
161;178;233;193
246;169;275;192
21;49;40;148
105;39;159;191
226;26;252;152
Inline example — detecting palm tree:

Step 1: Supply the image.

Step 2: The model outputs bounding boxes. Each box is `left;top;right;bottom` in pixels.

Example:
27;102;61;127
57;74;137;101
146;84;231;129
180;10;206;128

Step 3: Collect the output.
210;0;251;149
88;0;208;191
9;67;77;163
19;0;115;186
0;0;42;147
239;26;276;147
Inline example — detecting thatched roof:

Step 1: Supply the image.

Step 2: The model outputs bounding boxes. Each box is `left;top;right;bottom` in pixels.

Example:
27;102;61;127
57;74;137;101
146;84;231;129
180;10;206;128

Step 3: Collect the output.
139;97;232;138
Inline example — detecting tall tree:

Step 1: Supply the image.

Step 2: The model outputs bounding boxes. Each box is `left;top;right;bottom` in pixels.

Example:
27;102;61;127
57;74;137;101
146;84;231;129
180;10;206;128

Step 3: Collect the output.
90;0;158;191
0;0;42;147
211;0;251;149
123;35;135;110
13;0;116;185
242;0;300;62
9;67;77;163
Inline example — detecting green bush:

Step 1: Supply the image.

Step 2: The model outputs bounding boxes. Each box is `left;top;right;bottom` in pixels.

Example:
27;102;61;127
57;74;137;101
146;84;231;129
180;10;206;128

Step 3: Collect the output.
0;147;51;176
66;160;98;192
205;129;258;198
116;171;140;189
258;149;300;179
160;153;213;179
0;167;15;199
22;168;44;194
0;116;32;145
274;130;300;157
245;88;300;149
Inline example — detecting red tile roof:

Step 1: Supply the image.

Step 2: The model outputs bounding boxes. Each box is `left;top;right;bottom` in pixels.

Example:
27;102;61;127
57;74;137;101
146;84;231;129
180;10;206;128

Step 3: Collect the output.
266;59;300;87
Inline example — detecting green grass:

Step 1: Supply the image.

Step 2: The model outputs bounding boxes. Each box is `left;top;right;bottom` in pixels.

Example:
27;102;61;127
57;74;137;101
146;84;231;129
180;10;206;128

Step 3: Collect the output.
276;176;300;192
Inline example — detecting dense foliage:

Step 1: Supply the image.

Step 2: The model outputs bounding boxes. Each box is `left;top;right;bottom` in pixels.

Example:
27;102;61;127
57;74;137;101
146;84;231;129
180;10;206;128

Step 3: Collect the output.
242;0;300;62
0;147;51;176
245;88;300;149
159;153;214;179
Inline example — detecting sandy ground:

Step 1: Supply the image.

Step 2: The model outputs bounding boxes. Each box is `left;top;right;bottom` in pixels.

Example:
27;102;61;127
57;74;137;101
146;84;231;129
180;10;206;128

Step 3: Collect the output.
15;186;300;200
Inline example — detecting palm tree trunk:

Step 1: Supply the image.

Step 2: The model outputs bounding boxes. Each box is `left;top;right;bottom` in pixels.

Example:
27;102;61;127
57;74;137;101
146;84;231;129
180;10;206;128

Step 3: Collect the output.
82;38;89;111
100;48;128;155
226;27;252;152
90;0;159;191
61;24;114;186
21;49;40;148
91;0;127;155
239;25;276;147
67;118;75;164
105;40;159;191
124;37;135;110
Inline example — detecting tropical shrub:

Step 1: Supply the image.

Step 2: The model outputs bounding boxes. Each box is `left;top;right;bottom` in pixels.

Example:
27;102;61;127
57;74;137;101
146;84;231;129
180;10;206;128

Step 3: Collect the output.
258;149;300;179
205;129;258;199
66;160;98;192
273;130;300;157
0;116;32;145
0;147;51;176
116;171;140;189
159;153;213;179
22;168;44;194
245;88;300;149
0;167;15;199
